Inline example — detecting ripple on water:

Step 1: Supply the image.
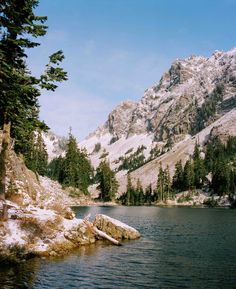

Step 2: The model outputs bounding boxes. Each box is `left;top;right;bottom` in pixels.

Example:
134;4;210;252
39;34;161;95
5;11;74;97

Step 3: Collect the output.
1;206;236;289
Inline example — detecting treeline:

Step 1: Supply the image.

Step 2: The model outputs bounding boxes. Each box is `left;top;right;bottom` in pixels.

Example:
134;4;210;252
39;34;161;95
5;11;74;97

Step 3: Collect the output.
192;84;224;134
119;137;236;205
45;132;118;199
47;132;93;194
118;145;146;171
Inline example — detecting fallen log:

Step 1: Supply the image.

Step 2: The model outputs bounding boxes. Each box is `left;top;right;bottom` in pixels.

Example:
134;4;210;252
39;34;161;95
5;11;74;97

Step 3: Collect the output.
92;226;121;246
83;218;121;246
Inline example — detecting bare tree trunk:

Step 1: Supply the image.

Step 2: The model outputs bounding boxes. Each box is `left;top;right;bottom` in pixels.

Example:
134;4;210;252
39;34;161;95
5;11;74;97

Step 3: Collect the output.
0;117;11;221
83;218;121;246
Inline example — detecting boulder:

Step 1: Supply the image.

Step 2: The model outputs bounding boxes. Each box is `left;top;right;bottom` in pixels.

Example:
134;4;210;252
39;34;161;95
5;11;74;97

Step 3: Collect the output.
93;214;140;240
64;222;96;245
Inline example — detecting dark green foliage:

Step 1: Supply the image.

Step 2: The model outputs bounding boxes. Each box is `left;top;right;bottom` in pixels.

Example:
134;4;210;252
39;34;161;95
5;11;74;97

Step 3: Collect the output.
93;143;101;153
156;164;172;202
47;156;65;183
118;145;146;171
99;151;109;159
192;84;224;133
183;160;194;191
109;136;118;145
25;130;48;175
211;159;230;196
0;0;67;158
149;145;162;161
47;132;93;194
125;148;134;155
204;141;215;172
156;164;165;201
172;160;184;192
118;177;147;206
171;136;236;197
204;136;236;196
203;197;218;207
96;160;118;201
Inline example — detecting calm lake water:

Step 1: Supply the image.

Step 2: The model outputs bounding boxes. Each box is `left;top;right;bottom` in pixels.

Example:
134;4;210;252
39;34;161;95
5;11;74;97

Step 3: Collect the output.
1;206;236;289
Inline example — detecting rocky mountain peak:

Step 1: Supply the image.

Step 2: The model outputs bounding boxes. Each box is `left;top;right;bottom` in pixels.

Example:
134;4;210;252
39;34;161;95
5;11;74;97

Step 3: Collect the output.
73;48;236;173
107;100;137;139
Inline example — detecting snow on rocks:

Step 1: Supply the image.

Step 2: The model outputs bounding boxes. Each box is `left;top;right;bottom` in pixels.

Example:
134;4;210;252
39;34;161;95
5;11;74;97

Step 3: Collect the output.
94;214;141;240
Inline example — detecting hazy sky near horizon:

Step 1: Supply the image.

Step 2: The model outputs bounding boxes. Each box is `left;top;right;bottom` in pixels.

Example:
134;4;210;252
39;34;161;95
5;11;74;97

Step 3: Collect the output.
27;0;236;140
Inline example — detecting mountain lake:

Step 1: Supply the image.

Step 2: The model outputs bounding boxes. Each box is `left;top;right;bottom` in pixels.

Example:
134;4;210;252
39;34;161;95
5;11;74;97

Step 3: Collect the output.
1;206;236;289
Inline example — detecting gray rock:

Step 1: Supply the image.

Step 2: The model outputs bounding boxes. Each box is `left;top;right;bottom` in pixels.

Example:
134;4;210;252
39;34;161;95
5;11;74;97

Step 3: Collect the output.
64;222;96;245
93;214;140;240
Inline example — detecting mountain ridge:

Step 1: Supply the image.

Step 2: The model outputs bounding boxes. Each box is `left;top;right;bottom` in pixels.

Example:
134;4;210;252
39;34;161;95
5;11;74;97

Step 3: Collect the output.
44;47;236;195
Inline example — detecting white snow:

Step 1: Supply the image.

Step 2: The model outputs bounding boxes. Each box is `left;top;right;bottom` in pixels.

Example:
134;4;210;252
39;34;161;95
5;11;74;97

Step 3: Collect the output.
3;220;27;246
98;214;138;231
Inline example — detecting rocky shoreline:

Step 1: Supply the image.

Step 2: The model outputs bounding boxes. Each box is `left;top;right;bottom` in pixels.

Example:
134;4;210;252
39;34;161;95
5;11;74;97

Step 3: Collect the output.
0;205;140;265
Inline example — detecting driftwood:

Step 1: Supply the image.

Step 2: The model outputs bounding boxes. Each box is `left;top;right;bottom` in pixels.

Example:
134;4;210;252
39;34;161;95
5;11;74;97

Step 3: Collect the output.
83;215;121;246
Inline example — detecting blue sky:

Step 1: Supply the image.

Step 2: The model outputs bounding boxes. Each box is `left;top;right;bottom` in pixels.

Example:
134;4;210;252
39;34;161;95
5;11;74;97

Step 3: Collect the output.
27;0;236;140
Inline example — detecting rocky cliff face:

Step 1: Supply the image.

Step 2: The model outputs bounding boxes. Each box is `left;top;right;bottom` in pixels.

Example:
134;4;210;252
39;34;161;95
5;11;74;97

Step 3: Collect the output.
84;48;236;146
77;48;236;194
79;48;236;173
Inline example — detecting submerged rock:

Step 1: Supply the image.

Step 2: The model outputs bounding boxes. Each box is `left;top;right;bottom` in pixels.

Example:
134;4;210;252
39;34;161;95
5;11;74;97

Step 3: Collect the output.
93;214;140;240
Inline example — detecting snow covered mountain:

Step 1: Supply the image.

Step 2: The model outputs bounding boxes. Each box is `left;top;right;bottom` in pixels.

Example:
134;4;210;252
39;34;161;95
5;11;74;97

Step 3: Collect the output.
42;131;67;161
44;47;236;194
80;48;236;170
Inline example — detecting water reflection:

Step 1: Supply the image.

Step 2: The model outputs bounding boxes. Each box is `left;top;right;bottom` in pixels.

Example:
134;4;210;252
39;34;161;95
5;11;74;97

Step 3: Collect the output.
0;206;236;289
0;258;40;289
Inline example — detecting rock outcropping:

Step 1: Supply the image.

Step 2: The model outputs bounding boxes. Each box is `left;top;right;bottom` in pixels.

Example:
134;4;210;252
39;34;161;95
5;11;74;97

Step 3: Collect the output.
82;47;236;148
94;214;140;240
0;142;140;263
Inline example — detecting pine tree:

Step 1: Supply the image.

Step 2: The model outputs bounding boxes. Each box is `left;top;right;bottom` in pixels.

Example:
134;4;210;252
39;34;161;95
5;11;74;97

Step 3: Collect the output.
47;156;65;183
145;184;152;205
172;160;184;192
25;130;48;175
164;165;171;200
96;160;118;201
156;163;165;201
211;159;230;196
124;173;134;205
136;178;144;205
63;132;80;188
204;141;214;173
0;0;67;207
183;160;194;191
62;131;92;193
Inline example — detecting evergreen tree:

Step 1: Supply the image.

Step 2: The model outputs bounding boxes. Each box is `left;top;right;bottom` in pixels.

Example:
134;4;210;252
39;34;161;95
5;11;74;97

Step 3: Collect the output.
183;160;194;191
172;160;184;192
136;178;144;205
47;156;65;183
204;141;214;172
145;184;152;205
211;159;230;196
63;132;80;188
25;129;48;175
164;165;171;200
0;0;67;204
156;163;165;201
63;131;92;193
96;160;118;201
124;173;134;205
